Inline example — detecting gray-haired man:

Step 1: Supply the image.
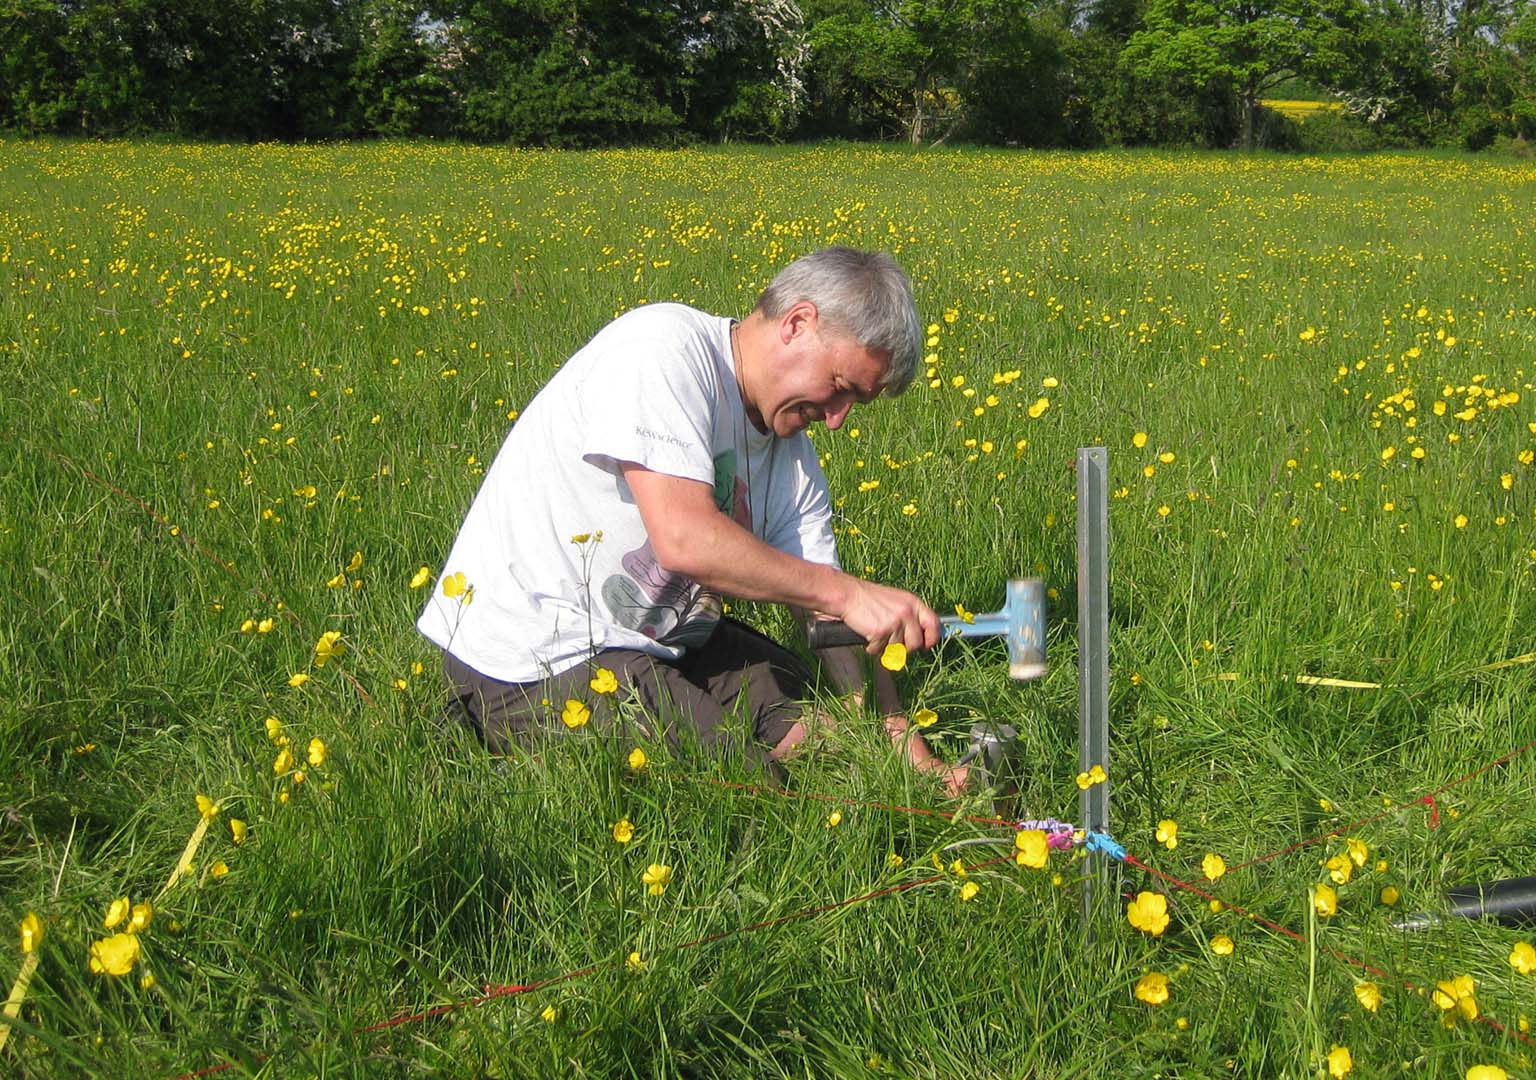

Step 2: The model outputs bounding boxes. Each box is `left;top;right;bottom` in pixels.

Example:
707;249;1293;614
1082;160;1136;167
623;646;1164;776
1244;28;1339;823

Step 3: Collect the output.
419;247;967;794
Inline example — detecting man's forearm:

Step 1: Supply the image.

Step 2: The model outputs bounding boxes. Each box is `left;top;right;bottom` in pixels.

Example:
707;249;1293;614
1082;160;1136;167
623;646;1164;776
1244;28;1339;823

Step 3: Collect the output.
625;465;853;612
673;505;855;612
624;464;940;653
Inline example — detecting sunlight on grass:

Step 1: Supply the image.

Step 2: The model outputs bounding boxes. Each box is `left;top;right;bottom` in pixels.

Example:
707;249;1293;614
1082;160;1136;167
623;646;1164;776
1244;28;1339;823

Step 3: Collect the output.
2;140;1535;1077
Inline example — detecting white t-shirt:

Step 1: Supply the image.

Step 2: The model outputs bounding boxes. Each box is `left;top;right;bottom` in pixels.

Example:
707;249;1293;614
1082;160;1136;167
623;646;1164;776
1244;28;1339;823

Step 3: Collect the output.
418;303;841;683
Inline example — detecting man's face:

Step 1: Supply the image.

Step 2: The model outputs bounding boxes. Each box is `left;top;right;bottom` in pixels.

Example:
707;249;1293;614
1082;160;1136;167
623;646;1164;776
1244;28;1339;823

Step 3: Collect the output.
754;311;889;437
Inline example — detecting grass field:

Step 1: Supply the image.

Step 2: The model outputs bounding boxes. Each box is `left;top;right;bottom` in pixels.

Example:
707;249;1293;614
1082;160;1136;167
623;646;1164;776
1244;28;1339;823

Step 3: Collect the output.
3;140;1536;1079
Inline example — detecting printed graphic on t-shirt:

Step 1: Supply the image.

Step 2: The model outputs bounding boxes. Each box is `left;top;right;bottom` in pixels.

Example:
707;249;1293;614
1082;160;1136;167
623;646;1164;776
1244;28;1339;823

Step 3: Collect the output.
599;448;751;647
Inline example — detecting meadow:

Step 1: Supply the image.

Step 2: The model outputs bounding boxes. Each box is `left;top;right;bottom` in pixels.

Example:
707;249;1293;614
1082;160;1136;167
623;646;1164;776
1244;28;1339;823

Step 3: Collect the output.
2;139;1535;1078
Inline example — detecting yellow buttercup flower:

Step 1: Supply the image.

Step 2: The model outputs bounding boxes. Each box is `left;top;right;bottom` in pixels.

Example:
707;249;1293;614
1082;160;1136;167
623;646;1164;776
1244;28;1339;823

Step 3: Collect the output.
1014;830;1049;869
20;911;43;953
230;818;248;845
626;951;646;971
1134;972;1169;1004
307;737;327;767
1202;853;1227;881
1155;819;1178;849
912;708;937;728
1127;891;1169;936
589;667;619;694
104;896;130;930
209;860;229;878
1379;885;1400;906
1354;981;1382;1013
127;901;152;934
954;603;974;623
540;1004;558;1023
1132;431;1148;448
1075;764;1107;789
274;747;294;773
1432;974;1478;1022
344;551;363;573
1465;1067;1508;1080
196;793;219;820
879;642;907;671
612;819;634;844
409;566;431;589
1210;935;1234;956
1326;1044;1353;1078
825;811;843;828
1345;837;1369;867
88;932;141;976
627;747;648;771
642;863;672;896
1509;941;1536;975
1313;883;1338;917
313;629;344;667
561;699;591;729
959;880;979;902
287;672;310;688
441;571;469;598
1326;852;1354;885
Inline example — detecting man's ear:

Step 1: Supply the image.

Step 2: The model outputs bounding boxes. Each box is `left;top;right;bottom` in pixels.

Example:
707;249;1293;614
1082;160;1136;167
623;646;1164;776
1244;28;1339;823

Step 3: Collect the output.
780;300;819;343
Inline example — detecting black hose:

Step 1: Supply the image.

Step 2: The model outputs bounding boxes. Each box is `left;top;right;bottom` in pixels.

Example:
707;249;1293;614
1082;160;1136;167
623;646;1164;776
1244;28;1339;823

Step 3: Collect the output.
1393;875;1536;930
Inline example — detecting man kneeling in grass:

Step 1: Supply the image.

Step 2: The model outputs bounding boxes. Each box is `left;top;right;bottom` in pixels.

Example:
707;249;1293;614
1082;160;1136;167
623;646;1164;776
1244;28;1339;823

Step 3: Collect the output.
418;246;967;795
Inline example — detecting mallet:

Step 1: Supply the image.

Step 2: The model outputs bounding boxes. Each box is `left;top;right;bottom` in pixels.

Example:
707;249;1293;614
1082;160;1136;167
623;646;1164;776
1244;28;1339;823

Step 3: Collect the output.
806;577;1047;681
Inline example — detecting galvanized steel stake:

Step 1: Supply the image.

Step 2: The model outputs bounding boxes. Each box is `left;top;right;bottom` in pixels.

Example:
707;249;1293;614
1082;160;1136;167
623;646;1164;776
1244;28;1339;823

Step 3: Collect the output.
1077;447;1111;934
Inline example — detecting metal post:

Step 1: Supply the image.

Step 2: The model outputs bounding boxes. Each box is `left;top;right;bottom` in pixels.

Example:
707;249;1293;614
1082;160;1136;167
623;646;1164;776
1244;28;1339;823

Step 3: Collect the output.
1076;447;1111;932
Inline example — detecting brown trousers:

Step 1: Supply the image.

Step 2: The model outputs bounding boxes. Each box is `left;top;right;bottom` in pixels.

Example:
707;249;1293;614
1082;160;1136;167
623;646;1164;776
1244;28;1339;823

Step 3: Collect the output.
441;618;812;769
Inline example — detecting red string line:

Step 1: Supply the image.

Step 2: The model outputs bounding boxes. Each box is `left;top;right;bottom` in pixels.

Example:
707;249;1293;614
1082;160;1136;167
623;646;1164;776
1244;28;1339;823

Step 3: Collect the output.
1123;854;1532;1045
49;451;252;591
1222;736;1536;874
171;859;1004;1079
691;776;1019;830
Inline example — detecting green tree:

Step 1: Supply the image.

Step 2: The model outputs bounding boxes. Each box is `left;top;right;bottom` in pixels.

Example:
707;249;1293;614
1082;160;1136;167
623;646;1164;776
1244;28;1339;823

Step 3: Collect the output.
0;0;76;131
958;0;1072;145
438;0;684;144
1122;0;1363;147
683;0;810;141
348;0;454;136
804;0;973;143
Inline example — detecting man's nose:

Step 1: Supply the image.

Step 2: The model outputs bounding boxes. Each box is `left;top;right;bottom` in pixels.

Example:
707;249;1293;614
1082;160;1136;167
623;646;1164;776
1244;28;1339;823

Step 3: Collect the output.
823;399;853;430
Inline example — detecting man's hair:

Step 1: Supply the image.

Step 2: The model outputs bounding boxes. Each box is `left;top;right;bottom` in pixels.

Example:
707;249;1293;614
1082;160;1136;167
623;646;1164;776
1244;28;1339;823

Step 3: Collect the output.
753;247;921;396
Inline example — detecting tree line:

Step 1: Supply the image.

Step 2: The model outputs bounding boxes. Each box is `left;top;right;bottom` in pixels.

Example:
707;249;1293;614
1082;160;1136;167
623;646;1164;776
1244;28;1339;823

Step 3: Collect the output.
2;0;1533;150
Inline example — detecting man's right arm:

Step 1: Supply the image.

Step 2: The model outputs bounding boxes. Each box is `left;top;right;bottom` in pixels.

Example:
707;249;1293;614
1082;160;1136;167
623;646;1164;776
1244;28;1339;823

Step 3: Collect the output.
622;463;940;655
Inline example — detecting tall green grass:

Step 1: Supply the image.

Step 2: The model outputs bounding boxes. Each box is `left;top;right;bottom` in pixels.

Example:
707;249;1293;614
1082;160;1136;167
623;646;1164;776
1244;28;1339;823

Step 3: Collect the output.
2;140;1534;1077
